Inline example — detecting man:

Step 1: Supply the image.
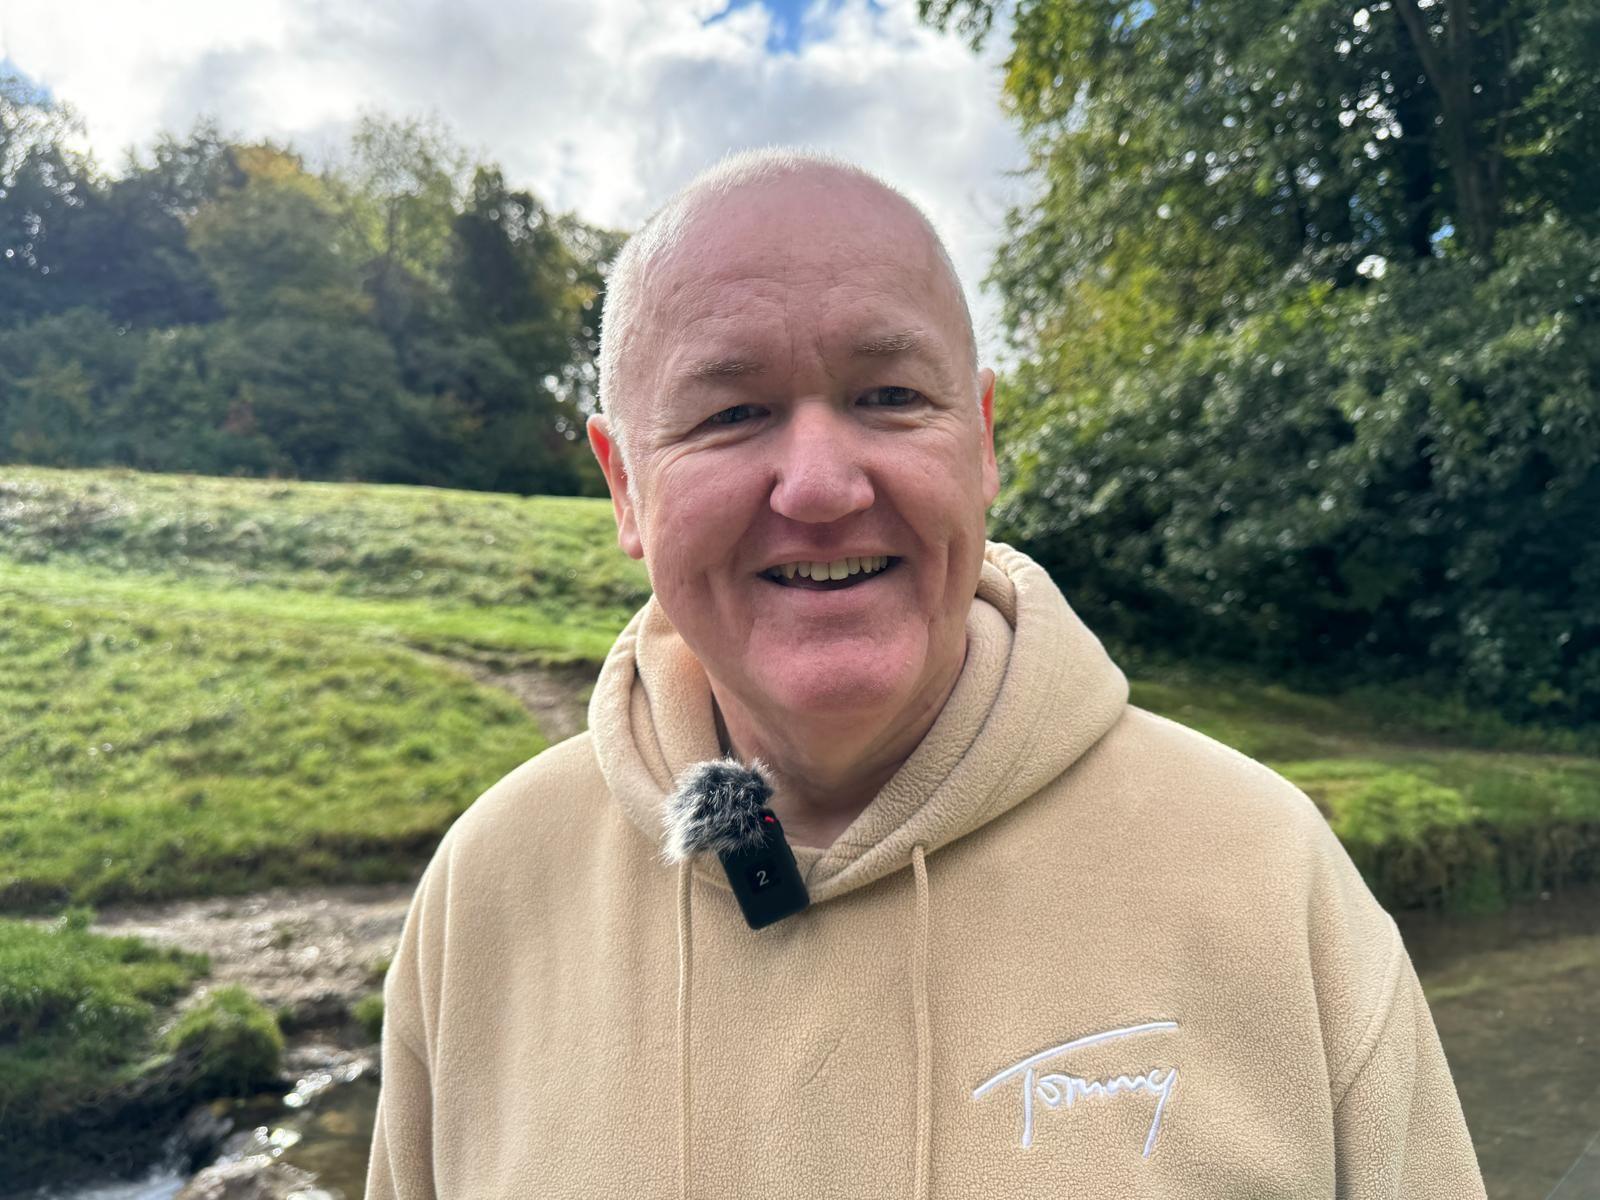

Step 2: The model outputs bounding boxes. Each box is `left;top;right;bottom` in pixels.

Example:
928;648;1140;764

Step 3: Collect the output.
366;148;1485;1198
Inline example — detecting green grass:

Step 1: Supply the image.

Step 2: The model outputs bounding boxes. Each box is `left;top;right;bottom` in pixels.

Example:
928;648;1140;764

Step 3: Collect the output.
161;984;283;1095
1;558;625;663
353;991;385;1042
0;911;209;1180
0;591;543;910
0;464;650;662
1;463;1598;918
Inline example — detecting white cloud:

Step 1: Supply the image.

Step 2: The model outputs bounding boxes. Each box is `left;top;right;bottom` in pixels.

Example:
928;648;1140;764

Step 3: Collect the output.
1;0;1032;362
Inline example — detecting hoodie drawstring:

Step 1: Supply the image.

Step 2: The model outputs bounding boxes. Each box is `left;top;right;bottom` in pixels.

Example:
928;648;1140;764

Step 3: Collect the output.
677;857;694;1200
910;842;932;1200
674;846;934;1200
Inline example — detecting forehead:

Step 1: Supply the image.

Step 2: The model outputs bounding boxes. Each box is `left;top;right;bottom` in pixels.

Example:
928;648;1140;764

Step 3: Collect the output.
641;179;964;376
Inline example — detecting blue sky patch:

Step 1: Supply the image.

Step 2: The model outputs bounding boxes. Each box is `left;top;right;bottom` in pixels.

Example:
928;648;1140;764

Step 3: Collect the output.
702;0;884;55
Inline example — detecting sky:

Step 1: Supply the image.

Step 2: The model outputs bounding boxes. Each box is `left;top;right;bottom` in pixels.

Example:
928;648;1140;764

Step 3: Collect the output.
0;0;1032;363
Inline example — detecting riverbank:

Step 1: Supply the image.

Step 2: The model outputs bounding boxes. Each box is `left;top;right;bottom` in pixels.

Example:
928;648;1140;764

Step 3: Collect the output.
1;882;413;1197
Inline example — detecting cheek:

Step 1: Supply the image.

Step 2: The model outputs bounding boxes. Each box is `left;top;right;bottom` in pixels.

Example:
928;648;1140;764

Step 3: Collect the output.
893;441;988;538
641;458;763;591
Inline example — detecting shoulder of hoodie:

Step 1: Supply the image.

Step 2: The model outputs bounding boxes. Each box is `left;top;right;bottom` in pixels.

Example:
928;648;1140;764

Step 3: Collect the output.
379;731;610;1057
1091;702;1359;873
1091;703;1407;1087
1091;701;1389;921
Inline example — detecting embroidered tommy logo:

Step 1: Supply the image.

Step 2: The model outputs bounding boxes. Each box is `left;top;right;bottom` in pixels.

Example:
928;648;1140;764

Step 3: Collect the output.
972;1021;1180;1157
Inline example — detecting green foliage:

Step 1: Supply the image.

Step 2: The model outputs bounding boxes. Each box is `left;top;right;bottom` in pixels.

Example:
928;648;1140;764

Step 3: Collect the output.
160;985;283;1095
0;79;614;496
995;222;1600;722
353;992;385;1042
921;0;1600;726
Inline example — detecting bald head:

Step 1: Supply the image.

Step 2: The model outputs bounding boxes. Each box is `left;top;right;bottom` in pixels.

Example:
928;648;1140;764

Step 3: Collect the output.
597;148;978;469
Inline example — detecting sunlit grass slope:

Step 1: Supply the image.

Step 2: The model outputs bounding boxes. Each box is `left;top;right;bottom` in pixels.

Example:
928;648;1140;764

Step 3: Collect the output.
0;465;651;663
0;465;645;913
0;593;538;909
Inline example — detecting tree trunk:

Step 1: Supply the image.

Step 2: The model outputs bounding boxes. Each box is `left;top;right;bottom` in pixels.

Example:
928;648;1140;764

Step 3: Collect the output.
1392;0;1504;257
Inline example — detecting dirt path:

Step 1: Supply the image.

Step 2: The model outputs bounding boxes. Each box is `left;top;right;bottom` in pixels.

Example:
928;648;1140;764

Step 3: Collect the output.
87;658;595;1022
94;882;417;1024
415;651;595;745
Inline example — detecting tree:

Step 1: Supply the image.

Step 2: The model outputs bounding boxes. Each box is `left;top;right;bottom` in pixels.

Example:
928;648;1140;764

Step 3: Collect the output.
441;166;617;495
184;144;441;481
920;0;1600;721
0;68;97;325
0;87;619;497
334;112;467;338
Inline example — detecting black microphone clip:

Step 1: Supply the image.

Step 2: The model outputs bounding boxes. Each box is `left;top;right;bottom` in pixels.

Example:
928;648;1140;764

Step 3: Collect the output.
663;759;811;930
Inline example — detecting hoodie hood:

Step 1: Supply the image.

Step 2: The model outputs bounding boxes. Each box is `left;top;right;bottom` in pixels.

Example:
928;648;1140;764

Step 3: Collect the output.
588;540;1130;903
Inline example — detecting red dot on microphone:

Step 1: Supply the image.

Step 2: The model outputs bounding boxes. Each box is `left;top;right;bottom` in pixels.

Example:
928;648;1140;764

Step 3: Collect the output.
762;814;776;823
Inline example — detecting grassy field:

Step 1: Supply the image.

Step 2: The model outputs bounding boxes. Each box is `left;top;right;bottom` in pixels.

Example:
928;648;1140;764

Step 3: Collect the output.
0;465;651;664
4;463;1599;916
0;591;540;909
0;465;657;911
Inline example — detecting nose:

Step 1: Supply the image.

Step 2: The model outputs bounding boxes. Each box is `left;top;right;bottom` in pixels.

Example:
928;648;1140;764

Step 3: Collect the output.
767;402;875;524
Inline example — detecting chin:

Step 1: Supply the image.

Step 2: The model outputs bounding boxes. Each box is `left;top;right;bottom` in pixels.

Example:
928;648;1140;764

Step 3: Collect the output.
746;657;913;722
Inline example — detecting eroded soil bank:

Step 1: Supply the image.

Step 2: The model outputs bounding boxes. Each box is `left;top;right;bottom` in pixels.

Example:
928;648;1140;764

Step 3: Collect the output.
91;883;416;1030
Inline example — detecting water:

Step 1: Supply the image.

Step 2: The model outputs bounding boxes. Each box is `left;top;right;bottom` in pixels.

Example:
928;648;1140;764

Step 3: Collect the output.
1399;885;1600;1200
34;886;1600;1200
233;1076;380;1197
19;1059;378;1200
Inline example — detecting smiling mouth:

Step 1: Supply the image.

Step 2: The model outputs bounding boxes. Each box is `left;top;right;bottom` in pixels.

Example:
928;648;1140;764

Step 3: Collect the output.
761;556;899;590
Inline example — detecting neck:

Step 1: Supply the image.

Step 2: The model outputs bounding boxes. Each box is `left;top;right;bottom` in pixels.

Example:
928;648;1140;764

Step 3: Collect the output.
709;635;969;850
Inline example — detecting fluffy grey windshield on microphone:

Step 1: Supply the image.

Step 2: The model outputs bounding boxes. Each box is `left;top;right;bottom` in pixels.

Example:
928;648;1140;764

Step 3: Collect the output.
661;758;774;863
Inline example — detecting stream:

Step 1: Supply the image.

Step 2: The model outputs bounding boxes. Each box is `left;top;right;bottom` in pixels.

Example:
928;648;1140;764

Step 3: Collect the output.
1396;884;1600;1199
26;884;1600;1200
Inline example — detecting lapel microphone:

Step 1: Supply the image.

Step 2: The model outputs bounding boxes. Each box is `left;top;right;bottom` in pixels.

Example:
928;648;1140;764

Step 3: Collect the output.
662;759;811;930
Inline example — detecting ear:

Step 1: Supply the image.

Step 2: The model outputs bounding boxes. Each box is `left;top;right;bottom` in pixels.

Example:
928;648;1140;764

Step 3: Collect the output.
978;367;999;507
587;414;644;560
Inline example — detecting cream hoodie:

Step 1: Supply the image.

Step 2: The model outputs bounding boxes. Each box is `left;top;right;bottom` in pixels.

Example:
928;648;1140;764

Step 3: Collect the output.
367;542;1485;1198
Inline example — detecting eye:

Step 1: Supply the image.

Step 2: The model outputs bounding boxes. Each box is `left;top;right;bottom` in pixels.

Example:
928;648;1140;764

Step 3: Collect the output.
860;386;924;408
706;403;763;427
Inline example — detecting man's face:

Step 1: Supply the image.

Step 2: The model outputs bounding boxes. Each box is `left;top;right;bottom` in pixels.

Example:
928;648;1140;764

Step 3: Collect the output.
590;175;998;729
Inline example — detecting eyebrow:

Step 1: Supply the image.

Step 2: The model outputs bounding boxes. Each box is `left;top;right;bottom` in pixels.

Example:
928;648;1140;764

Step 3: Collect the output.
678;329;931;382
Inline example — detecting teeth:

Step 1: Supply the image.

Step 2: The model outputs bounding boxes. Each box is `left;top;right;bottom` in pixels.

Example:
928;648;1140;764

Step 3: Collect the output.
765;556;892;581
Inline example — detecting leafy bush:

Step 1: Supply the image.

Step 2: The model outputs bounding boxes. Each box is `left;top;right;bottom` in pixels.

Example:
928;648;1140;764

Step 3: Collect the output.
996;220;1600;726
